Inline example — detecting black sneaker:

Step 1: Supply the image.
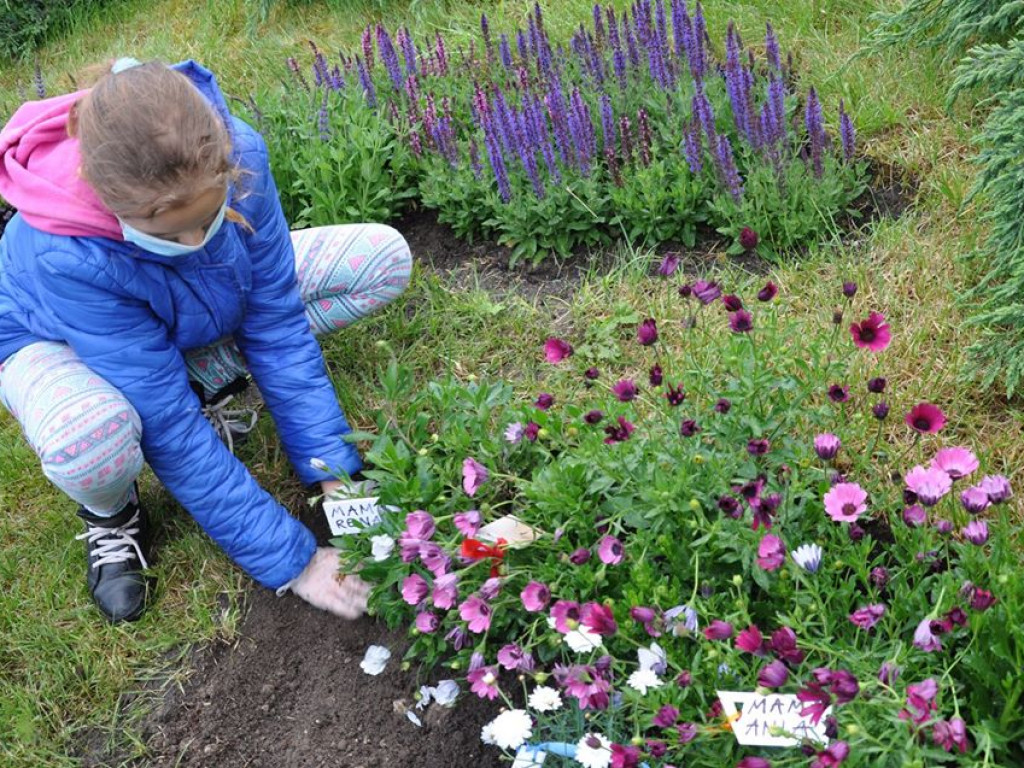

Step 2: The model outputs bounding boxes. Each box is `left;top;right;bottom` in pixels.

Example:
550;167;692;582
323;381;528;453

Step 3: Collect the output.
75;493;151;623
192;376;260;454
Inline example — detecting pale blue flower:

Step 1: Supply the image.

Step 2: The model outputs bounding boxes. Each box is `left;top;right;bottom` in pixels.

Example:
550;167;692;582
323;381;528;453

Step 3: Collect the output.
792;543;823;573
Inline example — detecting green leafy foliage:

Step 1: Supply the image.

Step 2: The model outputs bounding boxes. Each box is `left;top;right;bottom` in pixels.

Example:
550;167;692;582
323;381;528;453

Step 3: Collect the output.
0;0;129;61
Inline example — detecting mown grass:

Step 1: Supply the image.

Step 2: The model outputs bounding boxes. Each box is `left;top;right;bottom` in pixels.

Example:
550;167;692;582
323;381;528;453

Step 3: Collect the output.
2;0;1021;764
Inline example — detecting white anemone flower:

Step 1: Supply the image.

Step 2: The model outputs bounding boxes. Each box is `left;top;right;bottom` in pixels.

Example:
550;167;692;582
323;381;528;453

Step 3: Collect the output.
484;709;534;750
527;685;563;712
791;543;824;573
574;733;612;768
626;668;663;695
359;645;391;675
370;534;395;561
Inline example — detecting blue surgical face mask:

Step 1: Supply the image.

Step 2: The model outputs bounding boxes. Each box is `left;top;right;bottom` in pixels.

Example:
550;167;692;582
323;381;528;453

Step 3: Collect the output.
118;198;228;257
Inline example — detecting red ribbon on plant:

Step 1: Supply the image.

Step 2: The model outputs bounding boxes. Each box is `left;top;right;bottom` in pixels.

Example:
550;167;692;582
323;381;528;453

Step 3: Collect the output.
461;537;507;577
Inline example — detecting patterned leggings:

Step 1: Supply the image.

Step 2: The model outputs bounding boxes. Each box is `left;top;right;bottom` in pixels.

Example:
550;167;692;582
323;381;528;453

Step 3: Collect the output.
0;224;412;515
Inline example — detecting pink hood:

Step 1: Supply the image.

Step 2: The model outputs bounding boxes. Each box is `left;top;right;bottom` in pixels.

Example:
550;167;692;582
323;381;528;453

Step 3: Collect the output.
0;90;123;239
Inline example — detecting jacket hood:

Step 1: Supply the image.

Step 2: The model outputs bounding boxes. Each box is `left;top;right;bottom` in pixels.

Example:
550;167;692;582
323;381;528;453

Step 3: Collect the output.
0;60;233;240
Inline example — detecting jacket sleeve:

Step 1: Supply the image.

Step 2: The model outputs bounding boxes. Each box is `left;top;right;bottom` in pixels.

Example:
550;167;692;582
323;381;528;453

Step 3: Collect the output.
233;131;363;484
35;249;316;590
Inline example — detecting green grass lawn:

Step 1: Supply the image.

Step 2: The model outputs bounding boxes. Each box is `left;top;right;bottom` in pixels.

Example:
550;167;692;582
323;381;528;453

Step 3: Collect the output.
1;0;1022;765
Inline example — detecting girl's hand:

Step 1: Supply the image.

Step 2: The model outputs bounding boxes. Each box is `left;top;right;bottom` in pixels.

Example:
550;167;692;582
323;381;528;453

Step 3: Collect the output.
320;479;345;496
287;547;369;619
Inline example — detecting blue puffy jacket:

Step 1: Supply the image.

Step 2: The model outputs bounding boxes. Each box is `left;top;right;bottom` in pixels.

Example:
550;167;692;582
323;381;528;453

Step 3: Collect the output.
0;61;363;588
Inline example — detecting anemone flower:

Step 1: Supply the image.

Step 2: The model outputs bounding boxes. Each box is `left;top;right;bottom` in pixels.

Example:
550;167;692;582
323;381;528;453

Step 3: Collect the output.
850;312;891;352
931;447;978;479
823;482;868;522
598;535;624;565
814;433;841;460
730;309;753;333
905;465;952;507
756;535;785;571
544;337;573;363
848;604;886;630
462;457;489;497
791;543;823;573
637;318;659;345
459;595;493;633
905;403;945;434
520;581;551;612
757;282;778;302
612;378;638;402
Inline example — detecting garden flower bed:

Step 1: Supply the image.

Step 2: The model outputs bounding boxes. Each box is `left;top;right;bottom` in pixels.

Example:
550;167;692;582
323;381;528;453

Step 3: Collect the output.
325;269;1022;768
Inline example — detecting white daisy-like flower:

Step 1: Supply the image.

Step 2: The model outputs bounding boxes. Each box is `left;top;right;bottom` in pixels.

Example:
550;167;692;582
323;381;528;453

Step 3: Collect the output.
527;685;563;712
431;679;460;707
484;709;534;750
574;733;612;768
310;457;330;472
791;543;824;573
370;534;395;562
481;722;497;745
626;668;663;695
563;626;604;653
359;645;391;675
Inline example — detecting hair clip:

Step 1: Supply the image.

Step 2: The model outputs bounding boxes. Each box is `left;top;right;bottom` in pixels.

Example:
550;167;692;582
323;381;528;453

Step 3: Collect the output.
111;57;143;74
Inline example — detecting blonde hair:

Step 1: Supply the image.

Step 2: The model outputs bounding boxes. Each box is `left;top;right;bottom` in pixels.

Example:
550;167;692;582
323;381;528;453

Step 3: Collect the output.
68;59;251;230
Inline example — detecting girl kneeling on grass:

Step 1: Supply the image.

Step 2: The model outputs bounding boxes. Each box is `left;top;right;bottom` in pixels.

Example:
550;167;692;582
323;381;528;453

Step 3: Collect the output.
0;59;411;622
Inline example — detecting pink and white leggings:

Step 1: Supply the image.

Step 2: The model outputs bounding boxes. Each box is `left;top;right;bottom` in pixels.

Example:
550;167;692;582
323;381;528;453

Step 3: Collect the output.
0;224;411;515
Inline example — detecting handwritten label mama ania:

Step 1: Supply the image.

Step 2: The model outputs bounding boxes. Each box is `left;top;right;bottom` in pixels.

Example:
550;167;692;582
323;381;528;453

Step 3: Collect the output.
717;691;831;748
322;497;385;536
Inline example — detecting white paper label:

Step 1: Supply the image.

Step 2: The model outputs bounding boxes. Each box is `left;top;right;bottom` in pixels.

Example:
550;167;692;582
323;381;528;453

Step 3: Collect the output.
717;691;831;747
512;746;547;767
323;496;384;536
477;515;540;548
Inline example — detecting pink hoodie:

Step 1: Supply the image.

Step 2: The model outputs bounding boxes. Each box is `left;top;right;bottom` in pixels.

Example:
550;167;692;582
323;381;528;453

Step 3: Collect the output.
0;90;123;239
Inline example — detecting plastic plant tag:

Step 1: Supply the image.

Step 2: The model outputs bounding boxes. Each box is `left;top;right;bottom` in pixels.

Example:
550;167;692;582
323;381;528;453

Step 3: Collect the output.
717;691;831;747
512;746;547;767
323;497;384;536
477;515;540;548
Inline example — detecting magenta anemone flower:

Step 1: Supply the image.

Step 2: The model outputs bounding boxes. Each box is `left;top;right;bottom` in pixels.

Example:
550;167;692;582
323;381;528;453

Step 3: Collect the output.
649;364;663;386
520;581;551;612
980;474;1012;503
739;226;759;250
544;337;574;363
459;595;493;633
814;433;841;460
569;547;592;565
467;665;500;699
872;401;890;420
737;759;772;768
758;659;789;689
535;392;555;410
598;535;624;565
906;402;946;434
960;486;990;514
692;280;722;304
823;482;868;522
842;281;857;298
730;310;753;333
931;447;978;479
637;318;659;346
736;625;766;655
703;620;734;640
462;457;489;497
757;281;778;302
479;577;502;601
551;600;582;633
432;572;459;609
454;510;481;537
902;504;927;527
971;588;996;611
933;718;969;754
585;367;600;381
912;617;942;652
584;410;604;425
723;294;744;311
905;465;952;507
612;378;638;402
665;382;685;406
899;678;938;725
416;611;439;633
653;705;679;728
560;664;611;710
504;422;524;443
524;422;540;441
497;643;527;670
962;520;989;545
420;543;451;577
850;312;891;352
811;741;850;768
405;510;435;540
797;677;832;725
402;573;430;605
878;662;900;685
867;376;887;393
771;627;805;664
848;603;885;630
748;438;770;455
827;384;850;403
678;283;692;298
870;567;890;588
610;744;641;767
680;419;701;437
581;602;618;636
657;252;681;277
756;534;785;571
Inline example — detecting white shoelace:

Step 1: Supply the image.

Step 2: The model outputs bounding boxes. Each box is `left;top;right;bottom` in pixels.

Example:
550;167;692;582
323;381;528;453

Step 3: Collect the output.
202;394;259;454
75;510;149;570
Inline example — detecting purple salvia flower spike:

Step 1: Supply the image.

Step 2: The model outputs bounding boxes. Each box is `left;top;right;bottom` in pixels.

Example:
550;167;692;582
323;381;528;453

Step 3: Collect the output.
683;119;703;173
765;22;781;70
516;29;529;62
286;56;310;91
769;75;786;145
805;86;825;178
625;10;641;69
361;26;375;70
377;25;404;92
436;33;449;76
469;139;483;179
716;134;744;201
693;2;707;80
599;93;617;152
619;113;634;160
317;91;331;142
398;27;418;76
499;33;514;69
355;55;377;107
593;4;606;46
637;107;653;166
839;99;856;161
481;13;493;61
485;127;512;202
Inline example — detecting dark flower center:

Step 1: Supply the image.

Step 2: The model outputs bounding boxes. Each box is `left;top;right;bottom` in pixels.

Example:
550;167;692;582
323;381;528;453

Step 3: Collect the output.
859;327;876;341
842;503;857;516
913;417;931;430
